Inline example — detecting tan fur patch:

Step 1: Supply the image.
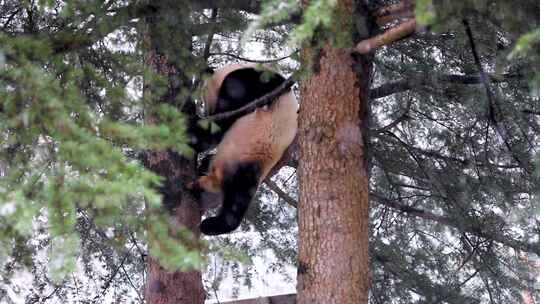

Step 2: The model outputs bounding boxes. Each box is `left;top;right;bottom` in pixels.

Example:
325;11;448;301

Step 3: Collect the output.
201;90;298;186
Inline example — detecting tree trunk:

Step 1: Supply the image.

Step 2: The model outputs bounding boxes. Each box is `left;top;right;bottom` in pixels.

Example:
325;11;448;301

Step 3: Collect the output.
296;1;372;303
143;57;205;304
144;149;204;304
143;3;204;303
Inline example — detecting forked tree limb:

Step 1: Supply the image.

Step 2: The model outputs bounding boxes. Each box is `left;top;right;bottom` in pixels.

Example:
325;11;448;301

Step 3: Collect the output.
355;19;418;54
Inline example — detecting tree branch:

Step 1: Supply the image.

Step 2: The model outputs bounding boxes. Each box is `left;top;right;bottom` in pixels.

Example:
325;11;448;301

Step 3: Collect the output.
264;179;298;208
369;73;524;99
2;8;21;29
190;0;261;14
463;19;532;175
374;1;414;26
374;1;414;18
202;9;219;60
522;109;540;116
203;75;295;122
49;2;148;54
373;98;412;133
355;19;418;54
208;51;297;63
372;192;540;256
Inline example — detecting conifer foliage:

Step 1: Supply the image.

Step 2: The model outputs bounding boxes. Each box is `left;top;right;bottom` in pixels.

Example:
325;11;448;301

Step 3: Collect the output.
0;0;539;303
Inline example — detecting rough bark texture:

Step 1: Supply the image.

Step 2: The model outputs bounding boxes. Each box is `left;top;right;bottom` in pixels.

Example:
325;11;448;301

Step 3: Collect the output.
143;58;205;304
144;150;204;304
143;6;204;303
296;1;371;303
220;294;296;304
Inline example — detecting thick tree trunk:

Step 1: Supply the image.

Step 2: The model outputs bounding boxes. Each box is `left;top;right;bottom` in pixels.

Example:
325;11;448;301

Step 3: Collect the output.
296;1;372;303
143;58;205;304
143;3;204;303
144;150;204;304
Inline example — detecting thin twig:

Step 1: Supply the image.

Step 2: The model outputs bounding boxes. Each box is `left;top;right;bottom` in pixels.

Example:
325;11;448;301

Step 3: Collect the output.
264;179;298;208
373;98;412;133
208;51;297;63
121;263;144;303
462;19;531;174
2;8;21;29
369;72;523;99
93;244;135;303
203;8;219;60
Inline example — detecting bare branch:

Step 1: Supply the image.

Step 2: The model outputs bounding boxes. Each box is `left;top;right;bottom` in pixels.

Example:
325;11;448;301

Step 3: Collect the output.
208;51;297;63
463;19;532;174
522;109;540;116
372;193;540;255
190;0;261;14
374;1;414;18
264;179;298;208
355;19;417;54
376;10;414;26
217;294;296;304
370;73;524;99
374;0;415;27
202;9;219;60
2;8;21;29
203;75;295;122
373;98;412;133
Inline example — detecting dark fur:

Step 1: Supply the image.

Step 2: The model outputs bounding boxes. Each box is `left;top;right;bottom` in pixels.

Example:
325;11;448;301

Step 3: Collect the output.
196;66;293;235
212;68;285;138
199;161;261;235
192;68;285;152
215;68;285;113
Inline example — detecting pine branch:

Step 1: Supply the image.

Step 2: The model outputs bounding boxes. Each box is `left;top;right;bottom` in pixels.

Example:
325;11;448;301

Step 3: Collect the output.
355;19;418;54
48;1;264;55
370;73;524;99
191;0;261;14
372;193;540;256
463;19;532;175
522;109;540;116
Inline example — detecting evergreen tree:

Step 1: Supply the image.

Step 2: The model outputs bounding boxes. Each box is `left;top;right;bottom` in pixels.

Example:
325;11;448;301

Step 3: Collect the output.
0;0;539;303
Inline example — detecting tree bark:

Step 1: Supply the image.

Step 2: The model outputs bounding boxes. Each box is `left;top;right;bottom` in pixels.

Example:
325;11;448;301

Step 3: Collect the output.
143;59;205;304
143;3;204;303
296;1;372;303
144;149;204;304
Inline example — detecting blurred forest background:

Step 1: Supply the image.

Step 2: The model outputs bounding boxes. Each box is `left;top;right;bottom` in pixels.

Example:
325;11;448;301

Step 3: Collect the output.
0;0;539;303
